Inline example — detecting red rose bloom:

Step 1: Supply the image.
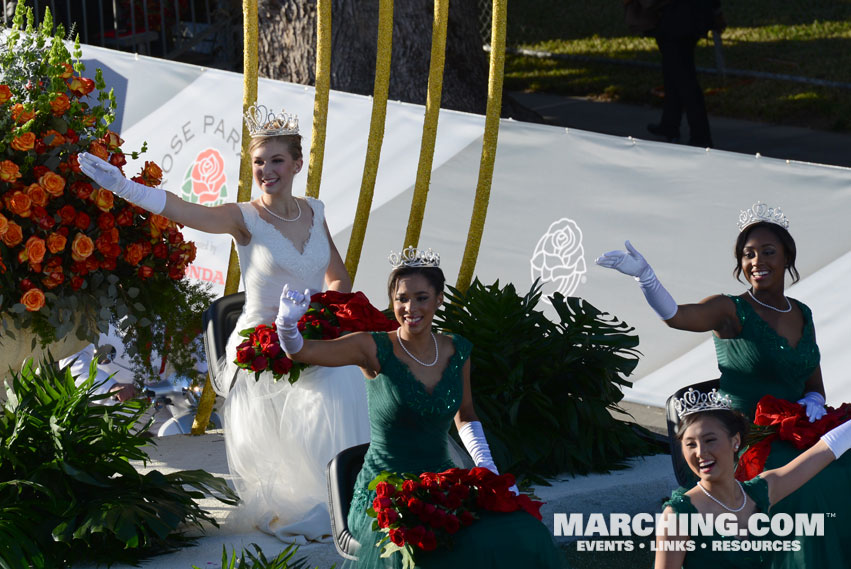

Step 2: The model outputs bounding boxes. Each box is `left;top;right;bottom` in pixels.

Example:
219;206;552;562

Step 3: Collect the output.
389;528;406;546
236;346;255;364
375;481;397;498
271;356;293;376
250;355;268;372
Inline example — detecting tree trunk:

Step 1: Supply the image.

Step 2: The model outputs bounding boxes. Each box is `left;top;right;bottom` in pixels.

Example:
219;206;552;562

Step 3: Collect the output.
255;0;539;120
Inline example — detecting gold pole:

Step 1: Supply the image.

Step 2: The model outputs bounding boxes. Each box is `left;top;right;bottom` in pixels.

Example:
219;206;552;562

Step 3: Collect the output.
305;0;331;199
344;0;394;281
402;0;449;250
456;0;506;293
192;0;259;435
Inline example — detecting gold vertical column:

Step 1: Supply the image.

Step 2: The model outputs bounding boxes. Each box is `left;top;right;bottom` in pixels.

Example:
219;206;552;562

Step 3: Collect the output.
402;0;449;250
192;0;259;435
306;0;331;199
456;0;506;293
344;0;394;281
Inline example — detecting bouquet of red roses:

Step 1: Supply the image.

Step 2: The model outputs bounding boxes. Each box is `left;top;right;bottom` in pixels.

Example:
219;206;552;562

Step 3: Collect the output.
234;290;398;384
736;395;851;481
367;467;543;568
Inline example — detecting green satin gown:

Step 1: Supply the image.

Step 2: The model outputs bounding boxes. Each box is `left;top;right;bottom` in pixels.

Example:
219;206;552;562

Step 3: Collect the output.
715;295;851;568
346;332;562;568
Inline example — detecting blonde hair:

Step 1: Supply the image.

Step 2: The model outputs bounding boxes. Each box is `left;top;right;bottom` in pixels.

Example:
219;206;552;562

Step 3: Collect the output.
248;134;303;161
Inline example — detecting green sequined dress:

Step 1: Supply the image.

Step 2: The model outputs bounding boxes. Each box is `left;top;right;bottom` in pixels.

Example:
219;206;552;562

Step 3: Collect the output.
715;295;851;568
663;476;770;568
346;332;562;568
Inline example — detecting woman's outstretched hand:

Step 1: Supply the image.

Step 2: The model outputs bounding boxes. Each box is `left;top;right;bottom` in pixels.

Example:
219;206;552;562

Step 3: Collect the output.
595;240;652;280
78;152;167;214
275;285;310;354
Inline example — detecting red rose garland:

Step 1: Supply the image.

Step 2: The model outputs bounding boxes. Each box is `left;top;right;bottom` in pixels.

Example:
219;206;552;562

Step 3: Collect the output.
234;290;398;384
736;395;851;481
367;467;544;568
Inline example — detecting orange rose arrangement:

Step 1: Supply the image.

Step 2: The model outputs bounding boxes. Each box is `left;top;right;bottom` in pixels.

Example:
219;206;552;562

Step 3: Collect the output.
0;7;211;380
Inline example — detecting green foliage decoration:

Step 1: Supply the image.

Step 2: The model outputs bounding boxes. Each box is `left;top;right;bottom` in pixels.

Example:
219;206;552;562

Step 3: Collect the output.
435;279;654;481
193;543;325;569
0;357;238;568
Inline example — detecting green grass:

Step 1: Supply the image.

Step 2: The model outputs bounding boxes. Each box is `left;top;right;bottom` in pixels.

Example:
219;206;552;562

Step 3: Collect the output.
505;0;851;131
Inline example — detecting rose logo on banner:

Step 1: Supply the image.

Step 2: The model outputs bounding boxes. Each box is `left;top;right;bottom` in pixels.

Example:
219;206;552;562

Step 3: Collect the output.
530;218;587;304
181;147;228;206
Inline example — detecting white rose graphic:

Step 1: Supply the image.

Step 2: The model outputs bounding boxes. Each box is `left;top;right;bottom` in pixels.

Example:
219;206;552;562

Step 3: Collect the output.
530;218;586;303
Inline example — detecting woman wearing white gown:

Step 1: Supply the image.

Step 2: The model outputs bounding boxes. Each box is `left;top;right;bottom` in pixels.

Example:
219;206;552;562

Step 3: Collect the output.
78;106;370;543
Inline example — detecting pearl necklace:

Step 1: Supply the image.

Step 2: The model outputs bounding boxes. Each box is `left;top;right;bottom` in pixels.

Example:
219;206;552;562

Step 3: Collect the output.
747;289;791;313
697;480;748;512
261;198;301;222
396;329;439;367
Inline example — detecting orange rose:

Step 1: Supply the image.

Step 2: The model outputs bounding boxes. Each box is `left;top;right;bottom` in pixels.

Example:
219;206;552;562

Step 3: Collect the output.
67;76;95;97
0;213;7;236
58;63;74;79
8;191;31;217
10;132;36;152
46;232;67;253
0;160;22;182
80;114;96;127
124;242;147;266
2;222;23;247
43;129;65;147
0;84;11;103
94;188;114;212
25;236;46;265
11;103;35;124
88;141;108;160
39;171;66;197
142;161;163;185
70;233;94;261
25;184;48;207
21;288;46;312
102;130;124;150
49;93;71;116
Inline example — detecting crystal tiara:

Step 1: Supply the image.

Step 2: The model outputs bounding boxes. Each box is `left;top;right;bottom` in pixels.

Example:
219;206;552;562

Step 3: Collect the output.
244;104;299;138
388;246;441;269
737;202;790;232
674;388;733;419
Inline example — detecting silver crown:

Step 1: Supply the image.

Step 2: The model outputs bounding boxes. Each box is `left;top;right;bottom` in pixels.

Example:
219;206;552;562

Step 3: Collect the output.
674;388;733;419
388;246;441;269
244;104;299;138
737;202;790;232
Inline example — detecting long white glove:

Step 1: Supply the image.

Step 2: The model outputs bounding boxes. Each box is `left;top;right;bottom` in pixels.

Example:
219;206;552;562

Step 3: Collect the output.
821;417;851;459
275;284;310;355
78;152;167;214
458;421;518;494
798;392;827;423
595;240;678;320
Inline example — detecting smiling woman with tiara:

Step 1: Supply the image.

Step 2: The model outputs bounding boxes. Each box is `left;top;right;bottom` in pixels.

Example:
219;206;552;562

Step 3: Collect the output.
597;202;851;567
78;104;369;543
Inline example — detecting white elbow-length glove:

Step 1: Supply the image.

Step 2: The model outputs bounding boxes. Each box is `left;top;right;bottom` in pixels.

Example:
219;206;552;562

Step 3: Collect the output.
275;284;310;355
821;417;851;459
798;392;827;423
459;421;518;494
595;240;678;320
78;152;167;214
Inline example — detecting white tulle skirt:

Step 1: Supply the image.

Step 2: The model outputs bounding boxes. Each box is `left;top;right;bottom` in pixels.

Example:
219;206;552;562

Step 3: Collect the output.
221;363;370;544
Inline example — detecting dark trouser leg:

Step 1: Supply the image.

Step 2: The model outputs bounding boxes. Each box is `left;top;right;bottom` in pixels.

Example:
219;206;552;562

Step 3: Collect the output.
655;34;684;137
676;35;712;147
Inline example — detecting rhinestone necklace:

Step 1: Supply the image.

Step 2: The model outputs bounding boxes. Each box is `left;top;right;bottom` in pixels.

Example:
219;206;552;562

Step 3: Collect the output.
261;198;301;222
396;329;439;367
747;289;791;313
697;480;748;513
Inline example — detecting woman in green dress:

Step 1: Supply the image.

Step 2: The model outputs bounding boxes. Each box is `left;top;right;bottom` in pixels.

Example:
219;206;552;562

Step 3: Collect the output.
596;202;851;567
274;248;562;568
656;387;851;569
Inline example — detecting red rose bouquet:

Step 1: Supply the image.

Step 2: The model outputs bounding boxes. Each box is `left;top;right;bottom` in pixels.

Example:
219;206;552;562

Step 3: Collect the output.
736;394;851;481
234;290;398;384
0;6;209;381
366;467;543;568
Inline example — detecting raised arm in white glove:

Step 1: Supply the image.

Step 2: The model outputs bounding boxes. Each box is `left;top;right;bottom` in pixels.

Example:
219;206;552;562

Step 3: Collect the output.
821;416;851;459
78;152;167;214
595;240;678;320
798;392;827;423
275;284;310;355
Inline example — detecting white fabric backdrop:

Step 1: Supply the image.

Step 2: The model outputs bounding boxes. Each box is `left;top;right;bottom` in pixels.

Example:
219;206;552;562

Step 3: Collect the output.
79;44;851;407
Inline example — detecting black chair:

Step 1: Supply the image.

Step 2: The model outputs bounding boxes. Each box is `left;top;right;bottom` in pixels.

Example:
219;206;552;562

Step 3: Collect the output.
326;442;369;560
201;291;246;393
665;378;721;487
